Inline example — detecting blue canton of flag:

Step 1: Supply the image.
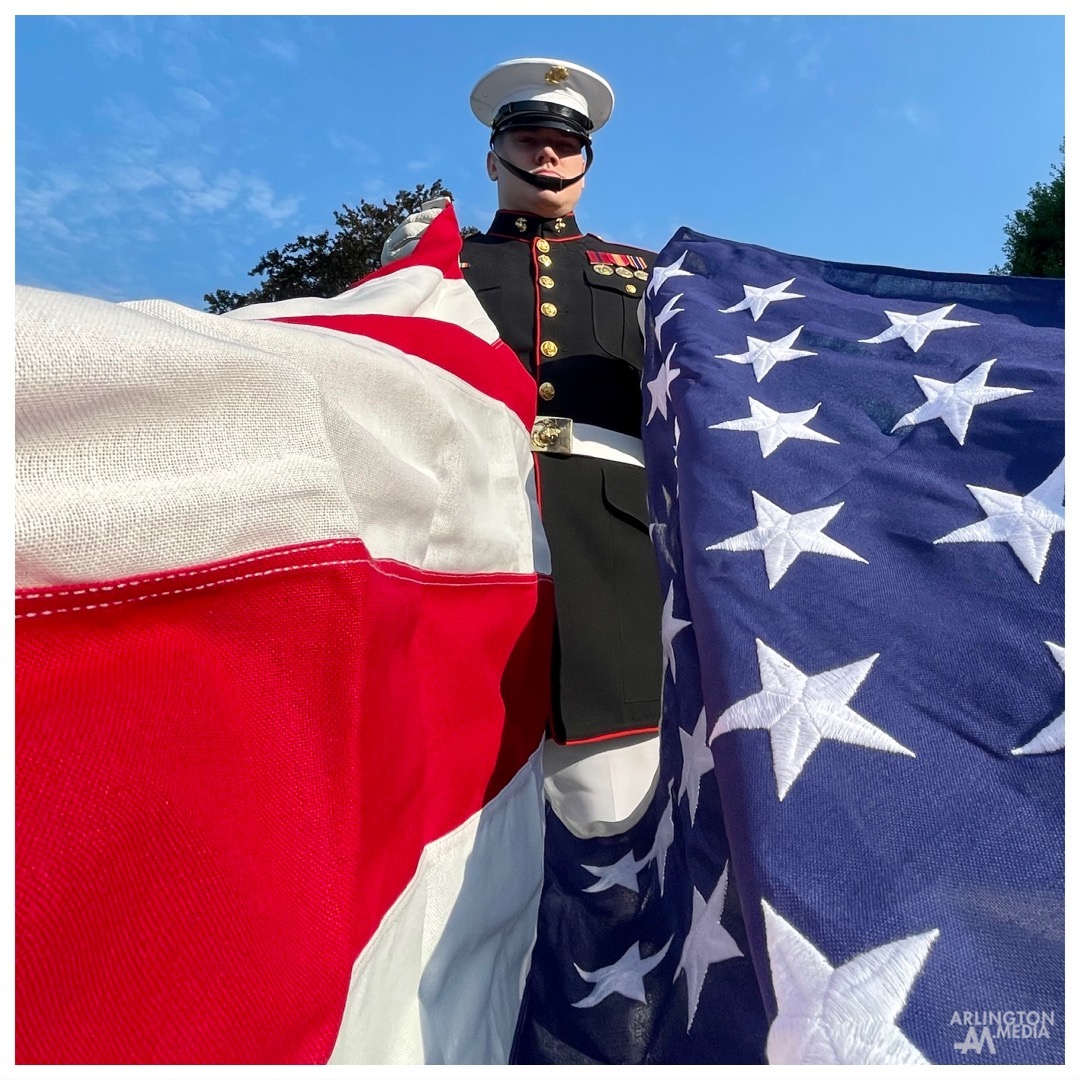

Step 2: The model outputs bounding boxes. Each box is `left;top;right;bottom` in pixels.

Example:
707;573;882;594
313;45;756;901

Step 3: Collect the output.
512;231;1063;1065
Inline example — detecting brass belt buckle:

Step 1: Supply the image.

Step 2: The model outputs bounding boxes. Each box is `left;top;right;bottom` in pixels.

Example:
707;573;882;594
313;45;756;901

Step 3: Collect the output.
530;416;574;454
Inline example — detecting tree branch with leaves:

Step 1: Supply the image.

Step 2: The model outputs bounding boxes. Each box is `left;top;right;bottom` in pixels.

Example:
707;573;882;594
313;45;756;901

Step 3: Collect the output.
204;181;477;313
991;143;1064;278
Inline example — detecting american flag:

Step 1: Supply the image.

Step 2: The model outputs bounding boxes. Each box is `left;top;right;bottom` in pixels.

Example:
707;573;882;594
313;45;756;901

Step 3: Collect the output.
513;232;1064;1064
15;207;553;1064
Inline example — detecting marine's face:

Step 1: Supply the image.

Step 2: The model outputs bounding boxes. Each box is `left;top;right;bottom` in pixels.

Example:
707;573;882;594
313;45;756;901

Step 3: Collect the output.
487;125;587;218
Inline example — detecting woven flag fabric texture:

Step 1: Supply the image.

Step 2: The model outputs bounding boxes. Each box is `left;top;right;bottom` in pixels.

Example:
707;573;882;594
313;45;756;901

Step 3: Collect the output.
15;207;554;1065
513;231;1064;1064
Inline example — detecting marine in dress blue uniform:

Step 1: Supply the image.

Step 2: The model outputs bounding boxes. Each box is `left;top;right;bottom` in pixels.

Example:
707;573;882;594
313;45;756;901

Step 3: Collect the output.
383;58;662;826
465;58;662;750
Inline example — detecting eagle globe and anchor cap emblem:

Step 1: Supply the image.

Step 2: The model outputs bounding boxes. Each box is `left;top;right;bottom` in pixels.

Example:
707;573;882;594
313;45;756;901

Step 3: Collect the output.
469;57;616;139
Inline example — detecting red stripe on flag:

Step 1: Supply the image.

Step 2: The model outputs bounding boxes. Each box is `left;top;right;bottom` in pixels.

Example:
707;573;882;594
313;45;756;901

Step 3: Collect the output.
347;202;465;288
16;539;552;1063
268;315;535;429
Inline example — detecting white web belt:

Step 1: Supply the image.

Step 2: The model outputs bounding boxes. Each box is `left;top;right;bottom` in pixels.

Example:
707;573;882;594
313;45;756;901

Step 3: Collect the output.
530;417;644;469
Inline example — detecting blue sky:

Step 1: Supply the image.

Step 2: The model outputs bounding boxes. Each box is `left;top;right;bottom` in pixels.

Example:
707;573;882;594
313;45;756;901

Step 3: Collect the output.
14;14;1066;309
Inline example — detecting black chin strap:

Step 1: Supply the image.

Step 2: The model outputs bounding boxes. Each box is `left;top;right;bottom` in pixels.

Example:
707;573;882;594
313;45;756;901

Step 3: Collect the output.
490;139;594;191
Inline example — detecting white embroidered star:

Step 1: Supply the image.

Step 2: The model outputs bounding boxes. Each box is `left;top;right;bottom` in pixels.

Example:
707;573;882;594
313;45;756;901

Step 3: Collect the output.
891;359;1031;445
572;938;673;1009
678;709;714;826
657;482;675;522
653;292;685;350
859;303;979;353
673;415;681;484
649;486;679;573
711;398;838;458
581;849;650;894
711;639;914;801
644;781;675;895
1013;641;1064;755
716;326;817;382
763;901;938;1064
706;492;867;589
650;521;678;574
646;249;694;299
719;277;804;321
934;460;1064;583
661;582;692;682
675;864;743;1032
646;342;681;423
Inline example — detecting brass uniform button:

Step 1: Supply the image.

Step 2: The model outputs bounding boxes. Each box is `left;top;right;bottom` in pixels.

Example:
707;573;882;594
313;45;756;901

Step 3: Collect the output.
538;254;552;267
625;283;638;294
634;269;649;280
592;264;614;276
615;266;633;278
540;302;558;317
536;238;550;253
540;340;559;358
538;381;556;401
539;275;555;289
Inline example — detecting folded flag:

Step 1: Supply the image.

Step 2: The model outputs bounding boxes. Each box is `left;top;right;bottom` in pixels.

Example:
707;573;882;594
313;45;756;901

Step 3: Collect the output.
513;232;1064;1064
15;206;554;1064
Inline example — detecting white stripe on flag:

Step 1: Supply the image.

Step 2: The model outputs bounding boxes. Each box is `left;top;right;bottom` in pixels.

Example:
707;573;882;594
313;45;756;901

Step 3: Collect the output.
16;286;548;586
219;265;500;346
328;749;545;1064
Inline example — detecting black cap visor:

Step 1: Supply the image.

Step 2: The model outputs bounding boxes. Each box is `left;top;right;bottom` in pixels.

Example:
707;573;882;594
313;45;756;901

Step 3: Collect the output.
492;100;592;143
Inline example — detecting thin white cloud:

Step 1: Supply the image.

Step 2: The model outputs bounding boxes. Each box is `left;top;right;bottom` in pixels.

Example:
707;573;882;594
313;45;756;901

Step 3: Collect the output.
406;160;432;172
16;171;86;241
260;38;298;63
185;179;242;214
81;280;133;303
163;63;195;81
787;20;829;79
749;73;771;96
100;96;175;145
176;168;242;213
18;155;299;245
127;225;159;245
163;163;205;191
354;178;393;203
113;165;166;192
878;101;936;133
94;26;143;60
246;179;300;224
174;87;215;115
156;18;228;84
60;15;147;61
18;211;77;244
794;46;823;79
328;131;382;166
902;102;934;131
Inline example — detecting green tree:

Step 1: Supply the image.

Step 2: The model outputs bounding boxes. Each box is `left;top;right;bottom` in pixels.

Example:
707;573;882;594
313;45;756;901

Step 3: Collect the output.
204;181;477;313
991;144;1064;277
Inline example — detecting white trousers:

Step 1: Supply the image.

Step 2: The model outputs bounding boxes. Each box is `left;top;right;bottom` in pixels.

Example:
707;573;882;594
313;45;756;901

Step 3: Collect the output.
541;731;660;839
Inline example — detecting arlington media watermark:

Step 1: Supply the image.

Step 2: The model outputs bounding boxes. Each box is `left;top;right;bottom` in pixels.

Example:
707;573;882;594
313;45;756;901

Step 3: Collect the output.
950;1009;1057;1057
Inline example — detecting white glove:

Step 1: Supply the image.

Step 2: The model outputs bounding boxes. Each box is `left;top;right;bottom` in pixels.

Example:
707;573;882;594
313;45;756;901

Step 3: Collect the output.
380;197;451;264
